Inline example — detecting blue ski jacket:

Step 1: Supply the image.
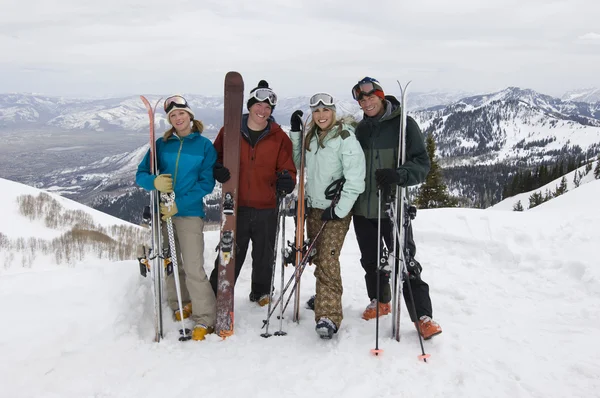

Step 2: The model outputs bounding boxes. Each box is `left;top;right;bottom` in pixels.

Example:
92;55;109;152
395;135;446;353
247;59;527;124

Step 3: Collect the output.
136;132;217;218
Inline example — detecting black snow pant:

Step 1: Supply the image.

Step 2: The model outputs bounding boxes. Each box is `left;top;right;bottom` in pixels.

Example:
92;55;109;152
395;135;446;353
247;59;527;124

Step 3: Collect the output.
353;215;433;321
210;206;278;297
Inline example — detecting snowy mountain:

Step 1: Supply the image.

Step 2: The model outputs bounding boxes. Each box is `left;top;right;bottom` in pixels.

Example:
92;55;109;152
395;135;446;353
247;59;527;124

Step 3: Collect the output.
416;87;600;166
3;87;600;222
1;172;599;397
562;87;600;104
0;93;223;133
0;90;464;134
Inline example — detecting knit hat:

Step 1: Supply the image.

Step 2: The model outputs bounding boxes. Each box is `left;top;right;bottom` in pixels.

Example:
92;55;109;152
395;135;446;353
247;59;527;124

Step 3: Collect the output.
373;89;385;101
247;80;277;111
164;95;195;123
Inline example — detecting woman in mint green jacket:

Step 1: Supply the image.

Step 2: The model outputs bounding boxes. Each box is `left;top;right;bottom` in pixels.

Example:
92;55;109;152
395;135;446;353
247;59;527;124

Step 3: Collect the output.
289;93;365;339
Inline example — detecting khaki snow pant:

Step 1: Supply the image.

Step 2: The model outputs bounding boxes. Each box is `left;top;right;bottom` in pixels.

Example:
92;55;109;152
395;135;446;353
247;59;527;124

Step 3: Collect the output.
163;217;216;327
306;208;352;329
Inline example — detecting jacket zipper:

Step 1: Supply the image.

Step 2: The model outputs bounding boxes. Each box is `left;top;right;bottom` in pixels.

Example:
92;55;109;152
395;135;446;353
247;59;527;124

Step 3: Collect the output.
173;136;184;189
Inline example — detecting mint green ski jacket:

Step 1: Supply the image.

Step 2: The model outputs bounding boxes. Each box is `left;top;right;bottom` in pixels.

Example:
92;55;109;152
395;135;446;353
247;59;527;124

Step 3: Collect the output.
290;122;365;218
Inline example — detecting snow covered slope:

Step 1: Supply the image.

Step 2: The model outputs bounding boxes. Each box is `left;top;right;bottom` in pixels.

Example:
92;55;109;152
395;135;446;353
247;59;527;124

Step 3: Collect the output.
1;178;599;397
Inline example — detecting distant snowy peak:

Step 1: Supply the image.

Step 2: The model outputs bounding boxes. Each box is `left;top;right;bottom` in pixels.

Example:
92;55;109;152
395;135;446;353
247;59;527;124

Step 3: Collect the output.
416;87;600;165
0;90;487;132
562;87;600;103
408;90;474;111
439;87;600;126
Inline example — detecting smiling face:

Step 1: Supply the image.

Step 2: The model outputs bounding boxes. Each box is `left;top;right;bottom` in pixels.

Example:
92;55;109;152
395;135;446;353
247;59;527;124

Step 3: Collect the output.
311;107;335;130
358;94;385;118
247;102;272;130
169;109;192;136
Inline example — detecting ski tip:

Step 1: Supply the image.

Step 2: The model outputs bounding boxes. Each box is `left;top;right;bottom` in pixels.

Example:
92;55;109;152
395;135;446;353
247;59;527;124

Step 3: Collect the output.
370;348;384;356
153;98;163;112
225;71;244;88
225;71;242;79
418;353;431;361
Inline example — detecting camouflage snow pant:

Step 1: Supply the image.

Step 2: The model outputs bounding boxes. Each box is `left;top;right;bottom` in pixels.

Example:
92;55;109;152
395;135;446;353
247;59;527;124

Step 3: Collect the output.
306;207;352;329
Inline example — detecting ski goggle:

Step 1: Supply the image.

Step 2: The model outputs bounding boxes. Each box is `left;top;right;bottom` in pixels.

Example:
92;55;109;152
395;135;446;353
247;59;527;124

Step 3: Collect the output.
164;95;189;113
250;88;278;106
351;78;384;100
309;93;335;108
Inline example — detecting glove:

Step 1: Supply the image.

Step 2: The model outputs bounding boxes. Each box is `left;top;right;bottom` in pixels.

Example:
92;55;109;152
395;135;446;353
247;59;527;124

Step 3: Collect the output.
290;110;303;132
213;162;231;183
321;205;340;221
276;172;295;194
375;168;408;187
406;258;422;280
154;174;173;193
160;201;178;221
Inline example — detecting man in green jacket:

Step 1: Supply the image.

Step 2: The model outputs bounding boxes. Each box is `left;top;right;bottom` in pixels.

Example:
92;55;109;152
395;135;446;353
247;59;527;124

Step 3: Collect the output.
351;77;442;340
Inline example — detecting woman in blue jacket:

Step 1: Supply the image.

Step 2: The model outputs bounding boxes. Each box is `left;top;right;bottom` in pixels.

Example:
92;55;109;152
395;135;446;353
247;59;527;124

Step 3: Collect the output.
136;95;217;341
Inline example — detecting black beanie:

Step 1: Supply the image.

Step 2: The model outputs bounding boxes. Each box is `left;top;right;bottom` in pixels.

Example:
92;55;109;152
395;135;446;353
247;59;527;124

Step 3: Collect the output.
247;80;275;111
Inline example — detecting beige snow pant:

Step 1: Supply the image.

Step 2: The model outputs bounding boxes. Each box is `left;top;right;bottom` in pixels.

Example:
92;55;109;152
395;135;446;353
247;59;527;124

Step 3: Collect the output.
306;208;352;329
163;217;216;327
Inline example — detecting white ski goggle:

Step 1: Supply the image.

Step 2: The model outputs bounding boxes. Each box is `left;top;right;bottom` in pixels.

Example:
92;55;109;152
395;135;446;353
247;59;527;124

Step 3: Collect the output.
250;88;278;106
164;95;189;113
309;93;335;108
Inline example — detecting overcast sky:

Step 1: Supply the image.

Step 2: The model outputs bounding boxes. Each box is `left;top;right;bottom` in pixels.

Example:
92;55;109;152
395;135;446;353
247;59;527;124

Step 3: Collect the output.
1;0;599;99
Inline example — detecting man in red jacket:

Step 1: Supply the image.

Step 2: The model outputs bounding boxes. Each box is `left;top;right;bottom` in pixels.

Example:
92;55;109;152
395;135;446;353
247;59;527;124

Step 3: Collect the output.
210;80;297;306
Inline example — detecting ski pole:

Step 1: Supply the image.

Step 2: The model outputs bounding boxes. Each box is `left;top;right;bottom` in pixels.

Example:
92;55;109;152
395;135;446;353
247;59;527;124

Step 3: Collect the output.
387;202;430;362
274;199;288;336
371;189;384;356
277;221;328;318
262;220;327;328
161;192;191;342
262;192;285;338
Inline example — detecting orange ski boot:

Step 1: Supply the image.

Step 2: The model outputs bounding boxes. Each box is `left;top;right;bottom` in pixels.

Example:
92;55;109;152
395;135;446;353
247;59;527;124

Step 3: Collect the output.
416;316;442;340
362;299;391;320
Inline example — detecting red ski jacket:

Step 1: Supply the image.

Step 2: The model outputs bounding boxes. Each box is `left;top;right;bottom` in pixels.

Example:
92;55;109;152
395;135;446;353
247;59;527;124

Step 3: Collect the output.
213;116;297;209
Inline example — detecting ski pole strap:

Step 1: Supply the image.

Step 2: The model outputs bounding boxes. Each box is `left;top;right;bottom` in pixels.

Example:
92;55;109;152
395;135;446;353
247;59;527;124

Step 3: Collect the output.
324;177;345;201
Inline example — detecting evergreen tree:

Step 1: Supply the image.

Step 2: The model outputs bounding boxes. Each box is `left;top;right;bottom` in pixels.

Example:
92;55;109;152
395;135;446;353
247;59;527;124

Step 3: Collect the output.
528;191;544;209
594;155;600;179
513;200;524;212
415;134;459;209
553;176;568;197
573;170;581;188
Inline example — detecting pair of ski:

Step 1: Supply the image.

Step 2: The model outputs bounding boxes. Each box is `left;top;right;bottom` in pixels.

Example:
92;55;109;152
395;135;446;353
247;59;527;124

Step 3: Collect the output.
138;96;191;342
371;81;429;361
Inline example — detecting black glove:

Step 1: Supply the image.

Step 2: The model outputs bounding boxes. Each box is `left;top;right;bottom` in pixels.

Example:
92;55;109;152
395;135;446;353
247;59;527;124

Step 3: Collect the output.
213;162;230;183
375;168;408;187
406;258;422;280
290;110;303;131
275;172;295;194
321;205;340;221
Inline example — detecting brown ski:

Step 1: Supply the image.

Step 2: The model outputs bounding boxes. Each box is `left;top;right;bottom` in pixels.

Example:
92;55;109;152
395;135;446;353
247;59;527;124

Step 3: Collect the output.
215;71;244;338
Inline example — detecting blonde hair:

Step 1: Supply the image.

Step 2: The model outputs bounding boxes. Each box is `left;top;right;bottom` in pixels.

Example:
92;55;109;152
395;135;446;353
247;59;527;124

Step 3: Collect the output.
305;111;342;152
163;118;204;141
